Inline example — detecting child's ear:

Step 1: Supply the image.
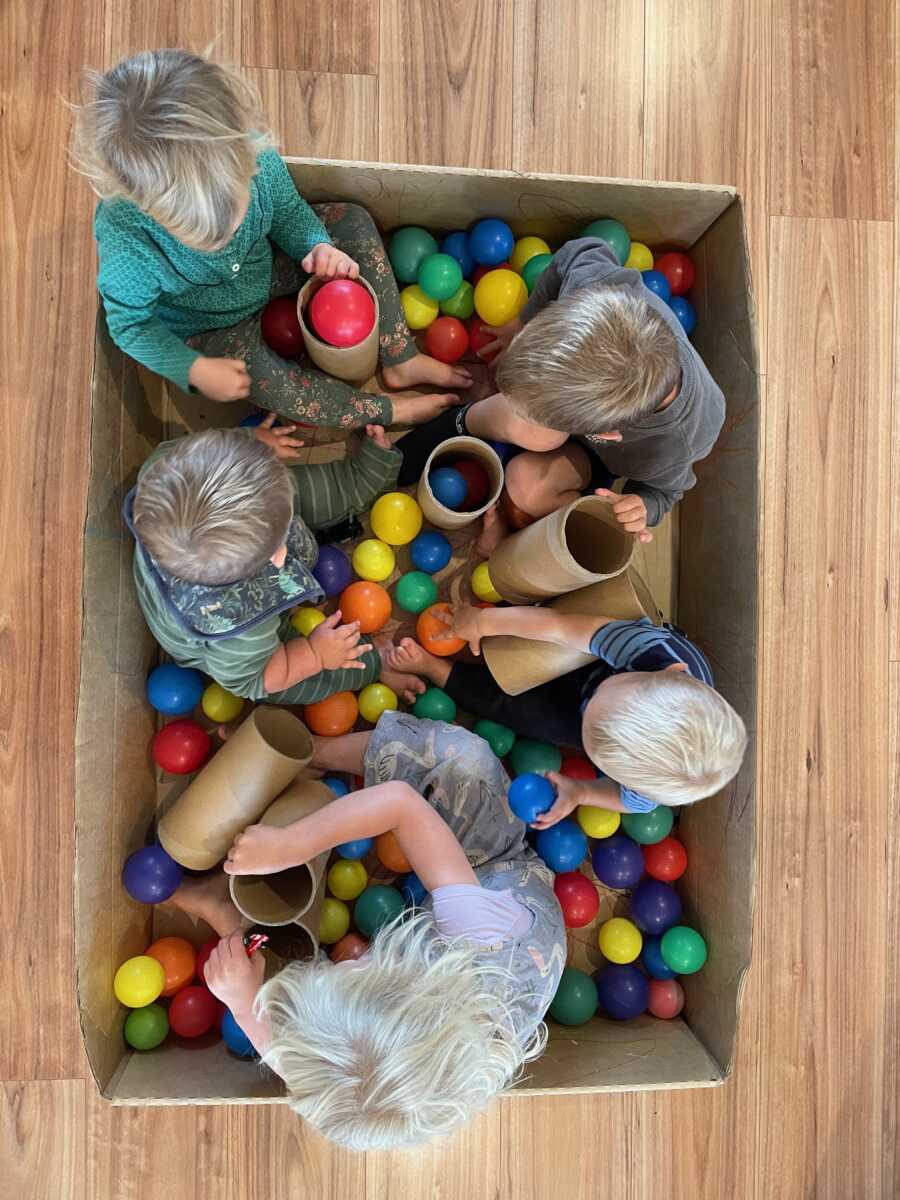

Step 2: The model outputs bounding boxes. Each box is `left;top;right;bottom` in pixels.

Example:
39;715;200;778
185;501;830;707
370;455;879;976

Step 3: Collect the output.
664;662;689;673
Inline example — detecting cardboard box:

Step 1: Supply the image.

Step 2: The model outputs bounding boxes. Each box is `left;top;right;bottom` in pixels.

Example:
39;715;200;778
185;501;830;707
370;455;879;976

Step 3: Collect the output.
76;159;758;1103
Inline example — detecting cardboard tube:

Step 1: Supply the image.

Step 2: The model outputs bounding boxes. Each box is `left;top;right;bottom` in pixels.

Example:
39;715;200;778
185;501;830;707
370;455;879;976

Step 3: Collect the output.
297;277;379;384
488;495;633;604
229;777;333;927
482;568;662;696
157;708;311;870
416;436;504;530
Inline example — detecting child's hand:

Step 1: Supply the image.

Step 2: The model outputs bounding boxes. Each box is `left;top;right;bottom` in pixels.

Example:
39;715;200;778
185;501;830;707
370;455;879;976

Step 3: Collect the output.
478;318;523;359
203;932;265;1013
529;772;583;830
308;610;371;671
225;824;303;876
594;488;653;544
302;243;360;280
434;604;485;654
365;423;392;451
188;355;251;402
255;412;305;463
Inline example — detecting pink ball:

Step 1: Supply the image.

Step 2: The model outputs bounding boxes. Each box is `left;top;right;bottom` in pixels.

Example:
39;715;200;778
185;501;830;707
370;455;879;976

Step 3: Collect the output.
648;978;685;1019
309;279;376;348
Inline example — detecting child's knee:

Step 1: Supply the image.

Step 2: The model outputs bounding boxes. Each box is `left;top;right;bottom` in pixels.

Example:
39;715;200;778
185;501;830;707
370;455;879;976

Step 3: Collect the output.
505;446;592;518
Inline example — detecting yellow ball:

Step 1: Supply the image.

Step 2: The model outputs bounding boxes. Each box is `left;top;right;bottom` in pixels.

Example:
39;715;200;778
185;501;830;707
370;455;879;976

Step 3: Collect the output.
474;269;528;326
114;955;166;1008
327;858;368;901
577;805;620;839
319;897;351;945
358;682;398;724
400;284;439;330
511;235;551;274
201;682;244;724
291;607;326;637
370;491;423;546
598;917;642;964
352;538;396;583
625;241;654;271
471;561;502;603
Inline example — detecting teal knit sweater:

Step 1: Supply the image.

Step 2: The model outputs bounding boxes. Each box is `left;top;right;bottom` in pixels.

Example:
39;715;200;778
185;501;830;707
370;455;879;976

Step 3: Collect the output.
94;149;331;390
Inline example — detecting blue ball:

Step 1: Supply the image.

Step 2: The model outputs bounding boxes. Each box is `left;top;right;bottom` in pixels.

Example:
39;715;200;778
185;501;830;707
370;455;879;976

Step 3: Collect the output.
485;438;516;464
535;819;588;873
440;231;474;278
593;963;649;1020
221;1008;258;1058
400;872;428;907
630;879;683;935
641;269;672;303
335;836;374;860
146;663;205;716
668;295;696;334
591;834;644;889
313;544;353;598
468;217;515;266
122;844;183;904
641;934;677;979
323;775;350;798
507;773;556;823
410;530;452;574
429;466;467;510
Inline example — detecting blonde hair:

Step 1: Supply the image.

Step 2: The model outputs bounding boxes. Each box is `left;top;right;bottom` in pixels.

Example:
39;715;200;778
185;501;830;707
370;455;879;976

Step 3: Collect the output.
583;671;747;806
497;288;681;431
133;430;293;585
71;49;271;250
258;912;546;1151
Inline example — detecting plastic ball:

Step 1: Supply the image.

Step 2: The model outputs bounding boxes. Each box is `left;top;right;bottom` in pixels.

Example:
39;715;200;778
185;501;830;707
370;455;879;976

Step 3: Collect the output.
439;280;475;319
641;934;677;980
327;858;368;901
594;963;649;1020
339;581;392;633
648;978;685;1019
440;231;474;277
376;830;411;874
323;775;350;797
549;966;598;1026
625;242;654;271
509;738;562;777
668;295;697;334
261;294;303;358
152;720;210;775
641;269;672;303
507;773;556;823
389;226;438;282
642;836;688;882
469;217;514;265
400;284;439;329
395;570;438;614
370;492;423;546
201;681;243;724
122;844;183;904
473;718;516;758
521;252;553;294
474;269;528;326
425;315;469;363
146;664;204;716
468;317;501;361
330;932;370;963
335;836;374;860
417;252;464;301
535;819;588;872
413;686;457;722
622;807;674;845
660;925;707;974
303;691;359;736
630;879;683;935
582;218;630;265
654;251;695;296
598;916;642;964
124;1003;169;1050
453;460;491;510
358;682;398;724
554;871;600;928
194;938;218;985
471;561;502;603
352;538;396;582
313;544;353;597
309;279;376;348
290;608;325;639
417;603;466;656
114;955;166;1008
429;466;467;509
473;261;512;284
221;1008;257;1057
510;235;551;274
354;884;405;938
577;806;620;839
409;530;452;574
146;936;196;998
560;756;597;780
400;872;427;907
591;833;644;889
485;438;515;463
168;985;219;1038
319;897;351;944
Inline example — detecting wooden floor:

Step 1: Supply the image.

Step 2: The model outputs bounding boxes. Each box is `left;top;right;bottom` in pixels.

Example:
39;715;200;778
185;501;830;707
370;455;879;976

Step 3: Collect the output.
1;1;897;1196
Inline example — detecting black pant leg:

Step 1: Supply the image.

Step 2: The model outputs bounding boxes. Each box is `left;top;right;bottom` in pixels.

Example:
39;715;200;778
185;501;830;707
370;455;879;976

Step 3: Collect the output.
444;661;590;747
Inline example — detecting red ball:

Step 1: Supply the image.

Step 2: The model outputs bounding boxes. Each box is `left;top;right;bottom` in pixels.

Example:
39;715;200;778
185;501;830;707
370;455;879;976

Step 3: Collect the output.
468;318;501;362
642;836;688;882
451;458;490;509
553;871;600;928
472;262;512;284
654;252;695;296
561;756;598;781
309;279;376;348
194;937;219;985
425;316;469;363
329;932;370;963
152;719;211;775
261;294;303;358
168;984;219;1038
648;978;685;1019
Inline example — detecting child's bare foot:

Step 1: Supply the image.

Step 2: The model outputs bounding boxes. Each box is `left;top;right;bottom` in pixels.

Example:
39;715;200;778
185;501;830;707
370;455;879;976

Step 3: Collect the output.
474;504;508;558
385;637;451;689
388;392;462;426
372;634;429;702
383;353;472;392
166;873;248;938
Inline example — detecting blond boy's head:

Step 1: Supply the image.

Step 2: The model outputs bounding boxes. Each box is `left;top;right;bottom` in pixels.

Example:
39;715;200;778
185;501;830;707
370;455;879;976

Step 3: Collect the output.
496;288;681;432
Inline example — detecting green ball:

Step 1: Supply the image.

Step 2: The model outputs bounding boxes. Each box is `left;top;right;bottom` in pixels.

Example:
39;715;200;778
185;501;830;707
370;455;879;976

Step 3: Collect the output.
417;253;464;301
521;252;553;294
440;280;475;319
549;966;598;1026
582;218;630;265
389;226;439;283
509;737;562;777
621;806;674;845
124;1002;169;1050
354;884;405;938
413;687;457;722
660;925;708;974
474;718;516;758
395;570;438;614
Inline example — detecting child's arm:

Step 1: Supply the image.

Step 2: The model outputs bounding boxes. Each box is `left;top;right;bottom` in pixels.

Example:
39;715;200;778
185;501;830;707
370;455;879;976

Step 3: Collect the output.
261;611;370;694
463;391;569;452
437;604;614;656
261;148;333;263
291;426;402;531
528;774;628;831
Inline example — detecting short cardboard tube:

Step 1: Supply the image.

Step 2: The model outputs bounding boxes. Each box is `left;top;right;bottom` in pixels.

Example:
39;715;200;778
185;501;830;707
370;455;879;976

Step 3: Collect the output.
296;277;380;384
416;436;505;530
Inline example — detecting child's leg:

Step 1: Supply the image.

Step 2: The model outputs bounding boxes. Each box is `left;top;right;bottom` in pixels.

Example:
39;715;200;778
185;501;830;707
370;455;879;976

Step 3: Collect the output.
503;443;594;519
310;731;372;774
166;871;250;938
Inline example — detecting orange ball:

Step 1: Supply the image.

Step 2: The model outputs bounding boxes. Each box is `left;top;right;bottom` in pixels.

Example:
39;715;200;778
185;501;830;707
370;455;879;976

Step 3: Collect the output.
376;830;412;874
145;936;196;998
329;932;370;963
339;580;392;634
304;690;359;736
416;603;466;656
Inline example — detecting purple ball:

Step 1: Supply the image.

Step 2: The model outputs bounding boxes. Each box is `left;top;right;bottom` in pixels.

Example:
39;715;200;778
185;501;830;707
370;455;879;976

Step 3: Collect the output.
312;544;353;597
630;879;683;935
122;844;183;904
593;963;649;1020
591;834;644;889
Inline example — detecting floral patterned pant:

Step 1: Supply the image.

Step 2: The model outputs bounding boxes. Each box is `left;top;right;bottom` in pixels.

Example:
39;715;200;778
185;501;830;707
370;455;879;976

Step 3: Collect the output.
187;202;417;428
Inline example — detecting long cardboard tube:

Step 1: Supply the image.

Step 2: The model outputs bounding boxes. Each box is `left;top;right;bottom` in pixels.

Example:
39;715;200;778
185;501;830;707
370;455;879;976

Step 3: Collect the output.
296;277;379;384
157;708;312;870
416;436;504;530
488;495;633;604
482;568;663;696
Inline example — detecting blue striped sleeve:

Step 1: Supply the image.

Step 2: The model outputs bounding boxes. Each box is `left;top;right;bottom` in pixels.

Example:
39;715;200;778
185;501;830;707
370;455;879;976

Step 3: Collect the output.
620;786;658;813
589;619;714;685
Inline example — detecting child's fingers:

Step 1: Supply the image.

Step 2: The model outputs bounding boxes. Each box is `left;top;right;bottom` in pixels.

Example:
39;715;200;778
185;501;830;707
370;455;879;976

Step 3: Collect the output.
321;610;343;629
612;495;645;517
349;262;360;279
432;608;454;627
260;412;277;429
